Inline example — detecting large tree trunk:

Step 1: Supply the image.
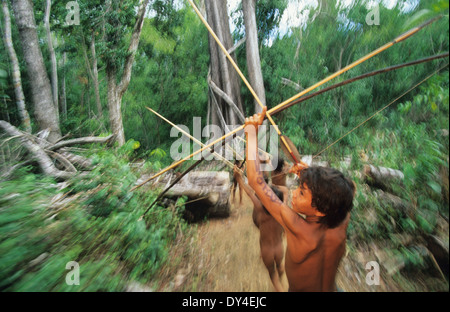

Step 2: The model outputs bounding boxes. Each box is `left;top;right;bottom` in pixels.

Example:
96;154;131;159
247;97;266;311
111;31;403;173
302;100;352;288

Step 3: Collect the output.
1;0;31;133
44;0;59;117
205;0;243;128
105;0;149;146
11;0;61;143
242;0;266;113
106;67;125;146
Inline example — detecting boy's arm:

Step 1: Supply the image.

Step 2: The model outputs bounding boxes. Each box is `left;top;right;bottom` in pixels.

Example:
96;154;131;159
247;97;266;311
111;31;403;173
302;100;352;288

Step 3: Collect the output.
244;108;302;233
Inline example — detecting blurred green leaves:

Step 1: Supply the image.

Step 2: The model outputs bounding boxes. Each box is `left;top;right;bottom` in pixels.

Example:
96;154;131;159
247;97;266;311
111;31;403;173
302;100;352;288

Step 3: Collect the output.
0;145;189;291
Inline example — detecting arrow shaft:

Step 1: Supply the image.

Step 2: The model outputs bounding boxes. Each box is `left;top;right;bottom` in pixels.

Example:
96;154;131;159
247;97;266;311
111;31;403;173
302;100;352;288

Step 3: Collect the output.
146;107;238;168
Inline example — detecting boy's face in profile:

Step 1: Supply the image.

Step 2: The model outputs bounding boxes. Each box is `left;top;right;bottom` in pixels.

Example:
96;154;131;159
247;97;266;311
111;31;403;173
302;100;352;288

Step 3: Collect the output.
292;183;325;218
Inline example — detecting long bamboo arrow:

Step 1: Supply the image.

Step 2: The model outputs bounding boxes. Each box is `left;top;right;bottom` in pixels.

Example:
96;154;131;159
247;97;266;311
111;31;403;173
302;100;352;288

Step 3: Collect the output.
145;106;240;168
131;16;440;191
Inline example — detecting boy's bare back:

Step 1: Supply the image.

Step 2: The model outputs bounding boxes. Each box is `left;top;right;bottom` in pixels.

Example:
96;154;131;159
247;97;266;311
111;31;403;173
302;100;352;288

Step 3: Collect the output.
283;212;350;291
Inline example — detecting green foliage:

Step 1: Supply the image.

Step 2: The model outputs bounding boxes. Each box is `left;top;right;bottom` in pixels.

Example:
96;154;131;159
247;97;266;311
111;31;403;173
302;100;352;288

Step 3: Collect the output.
1;0;448;290
346;72;449;274
0;66;8;99
232;0;288;44
101;0;142;69
123;6;209;151
0;146;189;291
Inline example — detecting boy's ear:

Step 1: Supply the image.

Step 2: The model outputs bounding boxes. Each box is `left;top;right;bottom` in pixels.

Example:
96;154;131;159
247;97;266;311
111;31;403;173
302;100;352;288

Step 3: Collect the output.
352;180;357;196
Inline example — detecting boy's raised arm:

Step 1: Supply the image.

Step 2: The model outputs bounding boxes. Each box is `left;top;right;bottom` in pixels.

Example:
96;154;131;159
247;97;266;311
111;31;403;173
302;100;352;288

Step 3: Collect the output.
244;107;300;232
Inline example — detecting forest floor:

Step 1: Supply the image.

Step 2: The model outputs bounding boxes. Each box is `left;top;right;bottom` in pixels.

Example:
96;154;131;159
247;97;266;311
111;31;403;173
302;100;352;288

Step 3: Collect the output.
155;188;448;292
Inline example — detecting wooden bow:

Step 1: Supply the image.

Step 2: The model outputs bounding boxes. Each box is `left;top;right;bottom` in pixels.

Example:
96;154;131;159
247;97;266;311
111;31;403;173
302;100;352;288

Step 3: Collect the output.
131;12;441;191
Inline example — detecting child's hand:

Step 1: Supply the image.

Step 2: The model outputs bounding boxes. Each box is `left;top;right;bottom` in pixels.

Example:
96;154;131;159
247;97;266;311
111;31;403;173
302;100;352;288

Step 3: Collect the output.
289;161;309;176
244;106;267;133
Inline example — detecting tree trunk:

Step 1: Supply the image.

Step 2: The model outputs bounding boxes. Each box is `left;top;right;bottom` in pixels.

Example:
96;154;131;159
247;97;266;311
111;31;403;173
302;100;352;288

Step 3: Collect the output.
82;35;102;119
106;67;125;146
205;0;243;127
211;0;235;125
217;0;244;121
44;0;58;117
205;0;221;128
60;51;67;119
11;0;61;143
90;35;103;118
242;0;266;113
1;0;31;133
105;0;149;146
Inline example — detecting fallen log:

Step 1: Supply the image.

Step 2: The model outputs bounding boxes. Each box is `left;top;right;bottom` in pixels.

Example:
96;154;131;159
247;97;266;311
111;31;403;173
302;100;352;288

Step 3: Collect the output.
364;164;404;192
158;171;231;221
0;120;109;179
300;155;329;168
364;164;404;181
0;120;74;180
58;148;93;170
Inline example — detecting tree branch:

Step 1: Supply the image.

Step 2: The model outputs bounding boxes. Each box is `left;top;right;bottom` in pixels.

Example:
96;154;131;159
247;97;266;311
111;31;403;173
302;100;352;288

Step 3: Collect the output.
48;135;114;151
208;75;245;123
281;77;303;92
227;36;246;55
118;0;149;96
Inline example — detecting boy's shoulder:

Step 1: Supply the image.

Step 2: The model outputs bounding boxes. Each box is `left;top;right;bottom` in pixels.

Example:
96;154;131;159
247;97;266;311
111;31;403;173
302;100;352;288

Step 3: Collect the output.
323;213;351;241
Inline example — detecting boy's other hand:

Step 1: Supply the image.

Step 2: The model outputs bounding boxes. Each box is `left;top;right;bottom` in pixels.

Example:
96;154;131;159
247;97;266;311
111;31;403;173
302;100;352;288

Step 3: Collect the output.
289;161;309;176
244;106;267;133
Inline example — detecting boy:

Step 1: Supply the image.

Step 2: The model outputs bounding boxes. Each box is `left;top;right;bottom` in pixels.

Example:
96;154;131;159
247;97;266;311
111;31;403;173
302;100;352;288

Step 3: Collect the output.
270;157;289;206
244;107;355;292
233;165;285;292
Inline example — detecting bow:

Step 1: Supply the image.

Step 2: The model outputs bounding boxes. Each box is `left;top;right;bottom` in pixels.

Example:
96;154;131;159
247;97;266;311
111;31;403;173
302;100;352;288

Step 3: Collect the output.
131;10;441;191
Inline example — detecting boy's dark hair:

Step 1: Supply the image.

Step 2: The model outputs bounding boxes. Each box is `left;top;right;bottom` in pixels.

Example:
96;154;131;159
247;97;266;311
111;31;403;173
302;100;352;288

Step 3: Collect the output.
299;166;355;229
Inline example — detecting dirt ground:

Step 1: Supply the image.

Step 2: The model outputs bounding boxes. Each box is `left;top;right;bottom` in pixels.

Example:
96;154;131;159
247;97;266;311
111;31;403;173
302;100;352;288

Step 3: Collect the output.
156;187;448;292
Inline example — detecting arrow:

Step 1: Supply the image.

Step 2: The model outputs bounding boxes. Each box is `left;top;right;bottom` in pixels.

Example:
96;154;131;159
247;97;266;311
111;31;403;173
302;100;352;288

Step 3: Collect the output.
145;106;242;169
